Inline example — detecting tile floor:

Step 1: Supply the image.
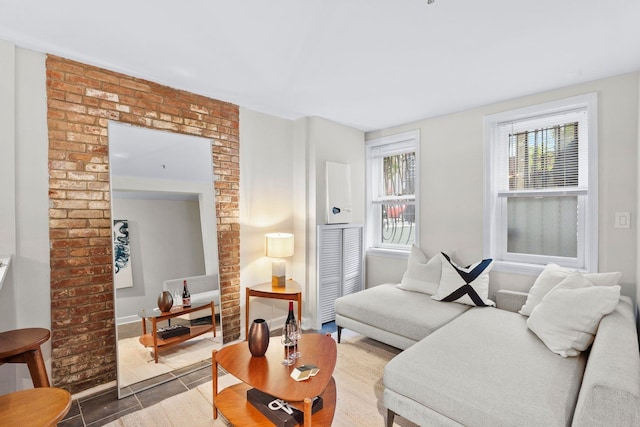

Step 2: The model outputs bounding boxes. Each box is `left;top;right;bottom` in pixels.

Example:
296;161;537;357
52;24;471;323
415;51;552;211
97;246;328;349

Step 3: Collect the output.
59;360;215;427
59;322;337;426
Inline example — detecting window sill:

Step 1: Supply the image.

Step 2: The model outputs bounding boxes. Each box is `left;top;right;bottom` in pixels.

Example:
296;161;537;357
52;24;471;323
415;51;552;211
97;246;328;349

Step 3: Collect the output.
492;258;590;276
492;260;547;276
366;247;410;260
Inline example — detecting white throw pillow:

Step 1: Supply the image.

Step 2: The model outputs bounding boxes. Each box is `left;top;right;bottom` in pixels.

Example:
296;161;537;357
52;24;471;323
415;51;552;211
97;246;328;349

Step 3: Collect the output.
432;253;495;307
398;245;441;295
527;274;621;357
519;263;622;316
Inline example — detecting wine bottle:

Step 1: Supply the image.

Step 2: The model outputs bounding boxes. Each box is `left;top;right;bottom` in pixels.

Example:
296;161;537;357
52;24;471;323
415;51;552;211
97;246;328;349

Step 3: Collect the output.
182;279;191;307
285;301;295;325
285;301;301;359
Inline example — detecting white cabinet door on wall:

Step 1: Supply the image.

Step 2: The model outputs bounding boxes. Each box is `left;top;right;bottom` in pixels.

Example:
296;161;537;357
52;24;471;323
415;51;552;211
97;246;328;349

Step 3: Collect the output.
317;224;364;324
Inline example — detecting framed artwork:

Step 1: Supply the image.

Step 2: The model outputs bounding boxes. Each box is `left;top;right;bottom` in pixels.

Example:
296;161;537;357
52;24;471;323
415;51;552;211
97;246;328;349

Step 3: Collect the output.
113;219;133;289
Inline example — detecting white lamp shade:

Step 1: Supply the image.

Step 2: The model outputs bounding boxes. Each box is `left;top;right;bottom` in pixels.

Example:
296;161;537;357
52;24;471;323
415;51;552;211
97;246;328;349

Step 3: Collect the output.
265;233;294;258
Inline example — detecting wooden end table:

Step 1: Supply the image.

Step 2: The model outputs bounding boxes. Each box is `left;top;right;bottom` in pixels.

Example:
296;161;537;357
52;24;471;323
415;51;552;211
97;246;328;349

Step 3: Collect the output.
0;328;51;387
213;333;337;426
246;280;302;338
138;300;216;363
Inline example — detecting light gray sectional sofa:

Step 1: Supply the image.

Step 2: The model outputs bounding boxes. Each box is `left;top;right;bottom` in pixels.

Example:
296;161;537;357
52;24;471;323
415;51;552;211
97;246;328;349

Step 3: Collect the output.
334;253;640;427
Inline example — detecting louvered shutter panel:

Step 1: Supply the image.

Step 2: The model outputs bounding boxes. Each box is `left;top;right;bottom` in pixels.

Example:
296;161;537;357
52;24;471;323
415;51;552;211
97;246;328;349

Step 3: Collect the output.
342;227;363;296
318;228;342;323
317;225;363;324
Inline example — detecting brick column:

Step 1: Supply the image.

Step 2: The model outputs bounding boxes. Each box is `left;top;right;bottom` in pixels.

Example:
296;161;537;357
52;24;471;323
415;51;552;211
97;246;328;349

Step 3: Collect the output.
46;55;240;393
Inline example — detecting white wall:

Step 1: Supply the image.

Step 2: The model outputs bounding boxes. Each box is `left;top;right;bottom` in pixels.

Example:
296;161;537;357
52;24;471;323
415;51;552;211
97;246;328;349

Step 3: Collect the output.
239;111;365;333
367;72;640;301
112;197;206;321
0;42;50;392
0;42;15;265
292;117;312;323
239;107;295;334
366;253;407;287
310;117;365;225
306;117;365;329
0;39;18;394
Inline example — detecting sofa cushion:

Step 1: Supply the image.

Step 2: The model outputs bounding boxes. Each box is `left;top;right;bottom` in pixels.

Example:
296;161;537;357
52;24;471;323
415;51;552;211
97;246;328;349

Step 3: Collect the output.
432;253;494;307
384;307;587;427
335;283;470;342
519;263;622;316
527;274;620;357
398;245;441;295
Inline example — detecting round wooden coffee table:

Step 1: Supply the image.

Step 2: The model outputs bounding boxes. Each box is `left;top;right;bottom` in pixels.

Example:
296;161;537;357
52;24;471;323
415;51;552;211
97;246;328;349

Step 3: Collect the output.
213;333;337;427
0;387;71;426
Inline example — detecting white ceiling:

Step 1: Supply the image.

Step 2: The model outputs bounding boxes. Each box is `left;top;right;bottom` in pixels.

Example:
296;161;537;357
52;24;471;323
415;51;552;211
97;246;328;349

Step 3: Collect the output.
1;0;639;132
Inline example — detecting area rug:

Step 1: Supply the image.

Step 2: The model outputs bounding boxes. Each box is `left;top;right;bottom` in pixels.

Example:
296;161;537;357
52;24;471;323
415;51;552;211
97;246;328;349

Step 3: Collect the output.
107;333;420;426
117;332;223;388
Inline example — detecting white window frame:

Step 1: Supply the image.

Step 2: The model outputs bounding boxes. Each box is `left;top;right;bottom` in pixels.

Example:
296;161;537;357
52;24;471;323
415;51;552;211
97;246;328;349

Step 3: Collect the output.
366;130;420;254
483;93;598;274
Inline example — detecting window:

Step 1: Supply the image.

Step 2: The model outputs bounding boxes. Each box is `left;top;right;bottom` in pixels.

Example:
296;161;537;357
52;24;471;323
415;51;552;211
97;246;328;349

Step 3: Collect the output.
366;130;419;251
484;94;598;273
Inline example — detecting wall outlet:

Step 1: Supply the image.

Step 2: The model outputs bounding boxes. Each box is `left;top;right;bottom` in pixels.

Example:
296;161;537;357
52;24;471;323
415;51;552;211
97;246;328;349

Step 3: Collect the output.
614;212;631;229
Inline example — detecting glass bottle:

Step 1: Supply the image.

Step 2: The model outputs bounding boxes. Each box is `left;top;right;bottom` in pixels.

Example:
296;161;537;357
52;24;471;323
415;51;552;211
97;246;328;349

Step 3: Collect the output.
285;301;295;325
182;279;191;307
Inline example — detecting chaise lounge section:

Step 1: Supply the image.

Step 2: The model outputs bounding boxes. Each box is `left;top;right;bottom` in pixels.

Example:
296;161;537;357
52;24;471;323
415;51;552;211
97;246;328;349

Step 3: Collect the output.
334;248;640;426
383;292;639;426
335;283;469;351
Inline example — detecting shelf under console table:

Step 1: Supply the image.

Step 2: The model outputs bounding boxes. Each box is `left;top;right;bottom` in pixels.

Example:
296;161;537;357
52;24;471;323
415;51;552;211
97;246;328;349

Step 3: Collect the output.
138;300;216;363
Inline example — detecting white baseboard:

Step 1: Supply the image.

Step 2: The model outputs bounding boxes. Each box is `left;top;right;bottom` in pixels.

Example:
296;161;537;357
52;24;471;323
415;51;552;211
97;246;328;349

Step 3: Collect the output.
71;380;117;400
116;315;140;326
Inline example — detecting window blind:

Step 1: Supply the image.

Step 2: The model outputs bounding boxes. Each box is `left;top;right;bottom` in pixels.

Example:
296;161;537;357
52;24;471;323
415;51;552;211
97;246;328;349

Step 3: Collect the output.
496;108;587;195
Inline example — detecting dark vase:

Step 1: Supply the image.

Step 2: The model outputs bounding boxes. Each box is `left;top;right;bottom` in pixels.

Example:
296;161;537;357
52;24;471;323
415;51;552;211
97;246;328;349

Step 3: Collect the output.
157;291;173;312
248;318;269;357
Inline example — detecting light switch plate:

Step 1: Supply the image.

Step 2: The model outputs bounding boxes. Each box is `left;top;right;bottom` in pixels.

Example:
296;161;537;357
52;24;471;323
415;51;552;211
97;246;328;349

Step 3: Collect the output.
614;212;631;229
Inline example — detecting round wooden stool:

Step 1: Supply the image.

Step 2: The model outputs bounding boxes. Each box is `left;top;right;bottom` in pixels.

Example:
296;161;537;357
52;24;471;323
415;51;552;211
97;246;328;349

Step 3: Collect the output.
0;328;51;387
0;387;71;426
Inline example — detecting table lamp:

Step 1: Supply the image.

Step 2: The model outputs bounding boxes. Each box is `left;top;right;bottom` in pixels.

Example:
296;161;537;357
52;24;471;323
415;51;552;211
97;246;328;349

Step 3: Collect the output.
265;233;294;287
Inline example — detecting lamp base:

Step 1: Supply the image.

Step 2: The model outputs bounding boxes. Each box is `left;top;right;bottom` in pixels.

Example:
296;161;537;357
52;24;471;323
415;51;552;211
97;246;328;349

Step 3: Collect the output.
271;259;286;287
272;275;286;287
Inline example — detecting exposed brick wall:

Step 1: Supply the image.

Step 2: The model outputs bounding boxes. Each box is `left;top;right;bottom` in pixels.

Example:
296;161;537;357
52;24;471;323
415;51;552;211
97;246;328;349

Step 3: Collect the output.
46;55;241;394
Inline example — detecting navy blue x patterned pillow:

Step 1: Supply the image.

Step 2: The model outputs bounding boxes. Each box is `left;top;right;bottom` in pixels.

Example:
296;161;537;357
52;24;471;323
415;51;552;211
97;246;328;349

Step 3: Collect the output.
431;252;495;307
